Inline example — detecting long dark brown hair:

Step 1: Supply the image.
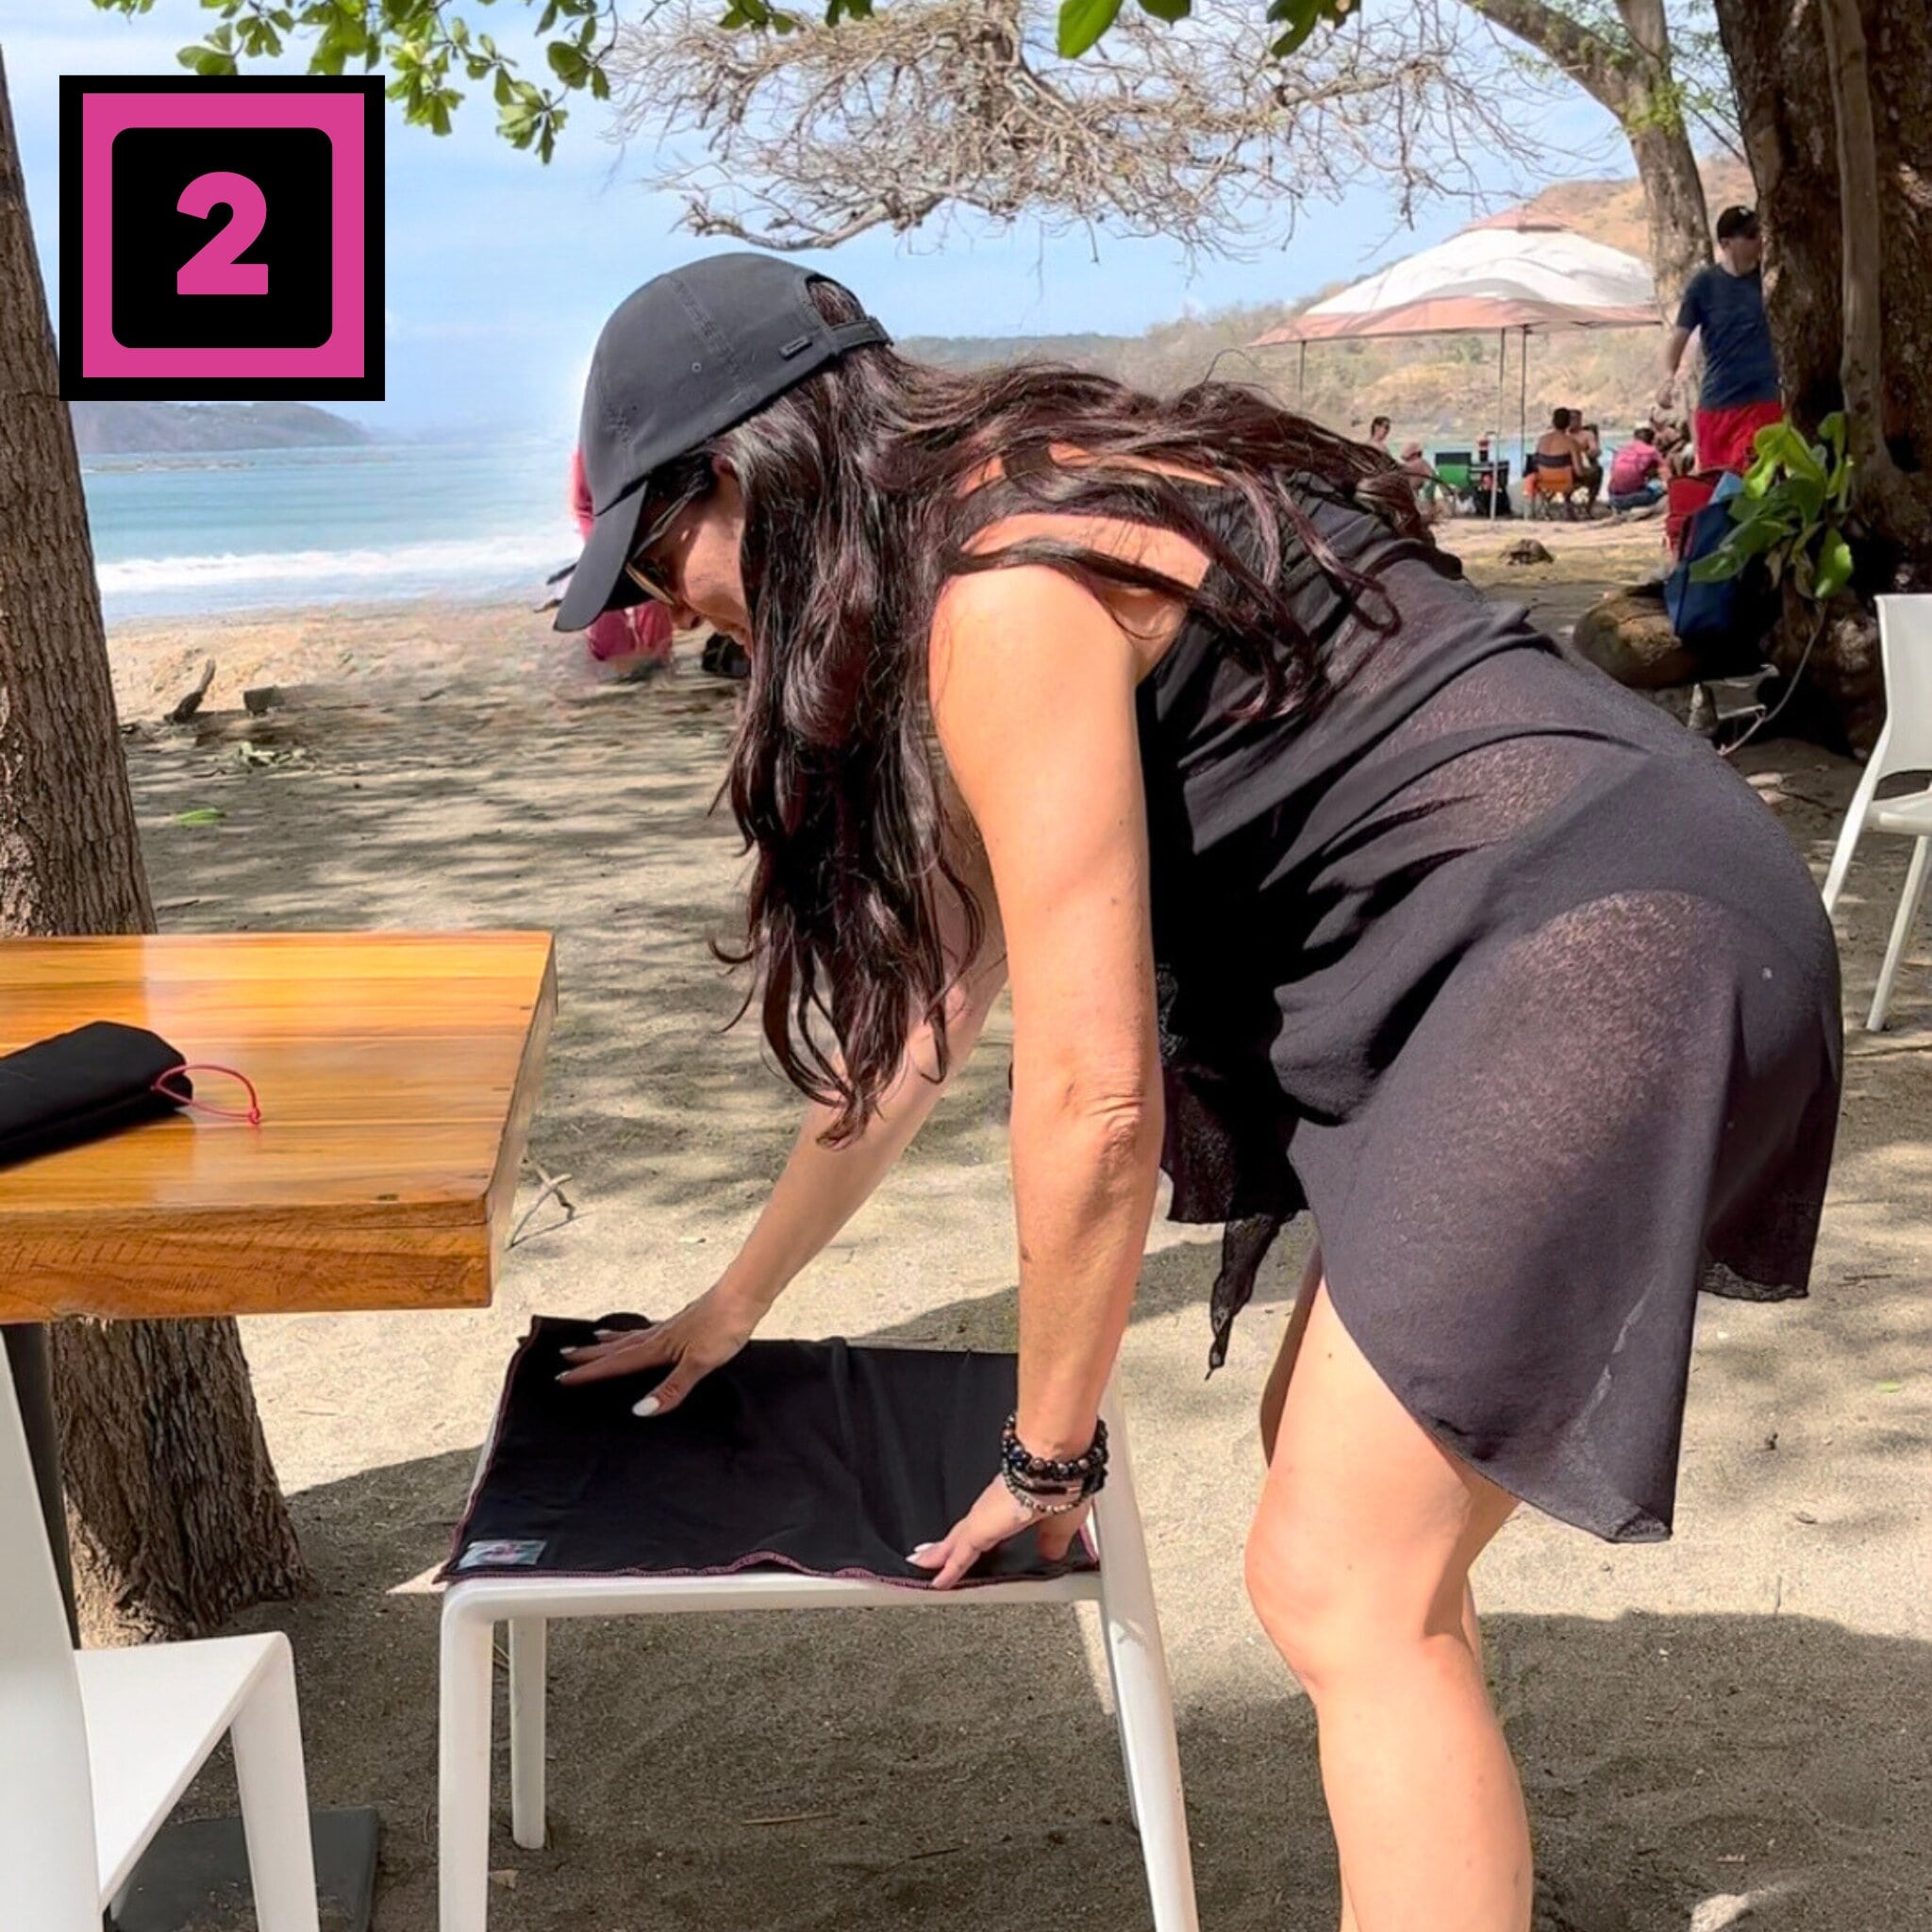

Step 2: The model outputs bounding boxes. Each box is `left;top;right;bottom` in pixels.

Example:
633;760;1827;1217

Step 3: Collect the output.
658;276;1427;1145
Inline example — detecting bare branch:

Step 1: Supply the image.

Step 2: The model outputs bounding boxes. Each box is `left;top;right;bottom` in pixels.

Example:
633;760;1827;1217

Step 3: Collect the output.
1459;0;1636;110
606;0;1543;259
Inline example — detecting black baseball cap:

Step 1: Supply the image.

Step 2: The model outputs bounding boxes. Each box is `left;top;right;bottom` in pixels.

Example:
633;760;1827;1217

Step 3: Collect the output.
1715;205;1759;242
556;253;891;632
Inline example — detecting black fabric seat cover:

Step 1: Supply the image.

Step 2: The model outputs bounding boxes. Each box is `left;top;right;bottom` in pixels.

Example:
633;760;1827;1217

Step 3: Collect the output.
442;1317;1097;1589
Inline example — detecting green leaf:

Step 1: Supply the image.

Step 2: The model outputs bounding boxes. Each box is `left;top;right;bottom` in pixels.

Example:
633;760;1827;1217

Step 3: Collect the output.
589;62;610;99
1137;0;1191;20
547;40;588;82
1786;474;1825;526
1690;554;1741;584
1815;530;1856;601
493;67;515;105
1767;423;1825;487
1058;0;1124;58
175;808;225;826
1270;10;1323;56
1727;515;1793;561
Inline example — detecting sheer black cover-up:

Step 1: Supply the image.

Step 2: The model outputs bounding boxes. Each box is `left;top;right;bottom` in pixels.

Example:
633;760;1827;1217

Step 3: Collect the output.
1139;482;1841;1542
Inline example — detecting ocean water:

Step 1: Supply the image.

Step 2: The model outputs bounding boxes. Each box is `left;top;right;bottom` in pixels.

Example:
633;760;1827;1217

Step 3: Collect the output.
83;436;582;625
81;429;1553;627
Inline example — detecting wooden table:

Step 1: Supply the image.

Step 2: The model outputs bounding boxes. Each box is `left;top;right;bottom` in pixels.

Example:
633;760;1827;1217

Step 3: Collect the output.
0;932;556;1322
0;930;556;1930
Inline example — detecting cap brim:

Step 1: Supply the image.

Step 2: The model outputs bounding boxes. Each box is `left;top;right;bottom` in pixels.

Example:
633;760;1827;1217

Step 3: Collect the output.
553;484;647;633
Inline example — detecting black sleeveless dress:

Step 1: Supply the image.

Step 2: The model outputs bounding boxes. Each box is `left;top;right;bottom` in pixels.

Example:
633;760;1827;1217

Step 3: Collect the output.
1138;481;1842;1542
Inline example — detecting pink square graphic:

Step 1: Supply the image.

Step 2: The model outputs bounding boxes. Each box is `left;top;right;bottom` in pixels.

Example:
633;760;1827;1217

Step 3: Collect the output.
78;89;366;380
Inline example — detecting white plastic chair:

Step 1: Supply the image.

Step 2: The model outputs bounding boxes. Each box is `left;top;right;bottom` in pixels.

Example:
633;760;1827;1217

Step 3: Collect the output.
0;1357;320;1932
1821;593;1932;1029
439;1376;1199;1932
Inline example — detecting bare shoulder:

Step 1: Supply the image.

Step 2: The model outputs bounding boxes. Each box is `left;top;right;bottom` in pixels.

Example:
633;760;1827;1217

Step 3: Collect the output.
928;564;1137;724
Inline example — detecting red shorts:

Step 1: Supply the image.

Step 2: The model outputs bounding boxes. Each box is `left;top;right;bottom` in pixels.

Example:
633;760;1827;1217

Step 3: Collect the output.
1695;399;1783;475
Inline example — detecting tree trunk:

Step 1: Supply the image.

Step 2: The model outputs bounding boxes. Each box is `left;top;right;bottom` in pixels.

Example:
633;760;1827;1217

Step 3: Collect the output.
0;54;307;1641
1624;118;1712;318
1713;0;1932;749
1463;0;1712;310
1614;0;1715;315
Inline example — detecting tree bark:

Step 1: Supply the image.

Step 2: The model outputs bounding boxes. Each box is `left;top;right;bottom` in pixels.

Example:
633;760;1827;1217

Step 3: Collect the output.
1713;0;1932;747
1714;0;1932;484
0;53;307;1641
1613;0;1715;313
1462;0;1712;310
1813;0;1932;545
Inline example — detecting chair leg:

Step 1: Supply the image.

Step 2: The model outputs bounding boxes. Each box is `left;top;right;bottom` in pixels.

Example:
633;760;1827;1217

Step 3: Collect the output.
1091;1401;1200;1932
1099;1620;1141;1836
508;1618;548;1851
228;1635;322;1932
441;1598;495;1932
1869;835;1931;1031
1822;758;1884;915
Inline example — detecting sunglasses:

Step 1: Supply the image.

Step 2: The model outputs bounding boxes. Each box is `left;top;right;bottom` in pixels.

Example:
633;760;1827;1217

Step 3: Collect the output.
622;549;675;608
621;470;711;608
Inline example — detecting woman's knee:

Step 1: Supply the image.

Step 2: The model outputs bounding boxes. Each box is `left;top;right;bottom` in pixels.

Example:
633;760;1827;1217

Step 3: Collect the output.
1243;1484;1478;1694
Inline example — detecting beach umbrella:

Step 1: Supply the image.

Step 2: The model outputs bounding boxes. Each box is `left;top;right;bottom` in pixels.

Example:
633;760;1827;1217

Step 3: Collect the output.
1250;214;1663;514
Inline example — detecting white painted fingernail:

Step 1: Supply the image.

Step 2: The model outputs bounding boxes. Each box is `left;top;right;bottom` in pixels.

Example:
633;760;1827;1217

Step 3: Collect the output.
594;1328;620;1340
633;1396;660;1418
909;1542;933;1557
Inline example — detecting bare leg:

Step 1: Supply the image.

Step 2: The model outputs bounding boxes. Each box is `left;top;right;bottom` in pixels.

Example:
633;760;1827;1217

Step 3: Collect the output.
1258;1240;1324;1464
1247;1281;1531;1932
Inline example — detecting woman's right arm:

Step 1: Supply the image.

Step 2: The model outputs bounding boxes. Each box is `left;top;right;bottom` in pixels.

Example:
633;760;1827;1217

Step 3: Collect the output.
558;810;1008;1411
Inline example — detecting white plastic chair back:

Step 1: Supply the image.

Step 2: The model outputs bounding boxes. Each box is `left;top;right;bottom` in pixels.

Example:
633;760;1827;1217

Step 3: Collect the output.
1821;594;1932;912
0;1358;103;1927
1874;596;1932;774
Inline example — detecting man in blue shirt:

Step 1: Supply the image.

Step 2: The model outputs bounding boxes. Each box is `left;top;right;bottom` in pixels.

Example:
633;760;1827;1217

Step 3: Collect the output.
1658;206;1783;475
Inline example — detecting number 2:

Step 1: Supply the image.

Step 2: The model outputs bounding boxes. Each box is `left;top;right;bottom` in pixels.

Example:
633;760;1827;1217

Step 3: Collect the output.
176;171;269;297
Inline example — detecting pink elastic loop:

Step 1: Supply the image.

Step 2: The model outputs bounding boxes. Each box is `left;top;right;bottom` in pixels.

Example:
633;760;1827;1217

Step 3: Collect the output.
154;1062;263;1125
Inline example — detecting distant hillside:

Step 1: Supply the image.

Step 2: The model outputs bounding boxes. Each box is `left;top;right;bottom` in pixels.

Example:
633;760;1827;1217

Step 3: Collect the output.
908;160;1755;450
70;401;372;456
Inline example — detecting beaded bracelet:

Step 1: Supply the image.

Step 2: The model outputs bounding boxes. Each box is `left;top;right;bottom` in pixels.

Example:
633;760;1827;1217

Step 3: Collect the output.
1002;1469;1089;1516
1001;1412;1108;1512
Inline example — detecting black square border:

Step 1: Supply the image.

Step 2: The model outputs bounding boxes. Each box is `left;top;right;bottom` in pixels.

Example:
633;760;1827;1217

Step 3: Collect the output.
58;74;385;402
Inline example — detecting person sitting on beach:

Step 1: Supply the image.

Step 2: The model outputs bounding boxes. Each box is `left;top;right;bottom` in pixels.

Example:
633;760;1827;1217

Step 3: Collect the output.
1573;422;1604;512
1399;441;1449;523
1607;426;1667;511
1530;408;1584;519
552;253;1840;1932
1366;414;1391;454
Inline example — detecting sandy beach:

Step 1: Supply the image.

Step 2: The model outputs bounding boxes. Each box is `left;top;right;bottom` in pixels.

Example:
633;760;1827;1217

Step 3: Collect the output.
108;538;1932;1932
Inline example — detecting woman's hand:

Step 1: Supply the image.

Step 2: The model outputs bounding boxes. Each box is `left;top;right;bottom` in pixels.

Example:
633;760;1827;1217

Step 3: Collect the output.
908;1475;1090;1590
555;1279;768;1415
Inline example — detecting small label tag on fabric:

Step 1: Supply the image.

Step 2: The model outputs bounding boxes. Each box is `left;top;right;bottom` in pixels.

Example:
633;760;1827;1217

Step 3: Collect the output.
457;1538;547;1570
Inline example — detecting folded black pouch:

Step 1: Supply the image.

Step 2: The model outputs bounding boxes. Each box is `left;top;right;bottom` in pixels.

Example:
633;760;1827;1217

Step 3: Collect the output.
0;1022;192;1170
443;1316;1099;1590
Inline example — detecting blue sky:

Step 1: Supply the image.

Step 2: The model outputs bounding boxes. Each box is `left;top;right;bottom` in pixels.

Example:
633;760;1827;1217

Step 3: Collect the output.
3;0;1631;436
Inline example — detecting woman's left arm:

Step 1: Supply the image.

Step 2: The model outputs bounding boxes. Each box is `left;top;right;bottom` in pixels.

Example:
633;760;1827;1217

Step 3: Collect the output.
910;562;1165;1588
